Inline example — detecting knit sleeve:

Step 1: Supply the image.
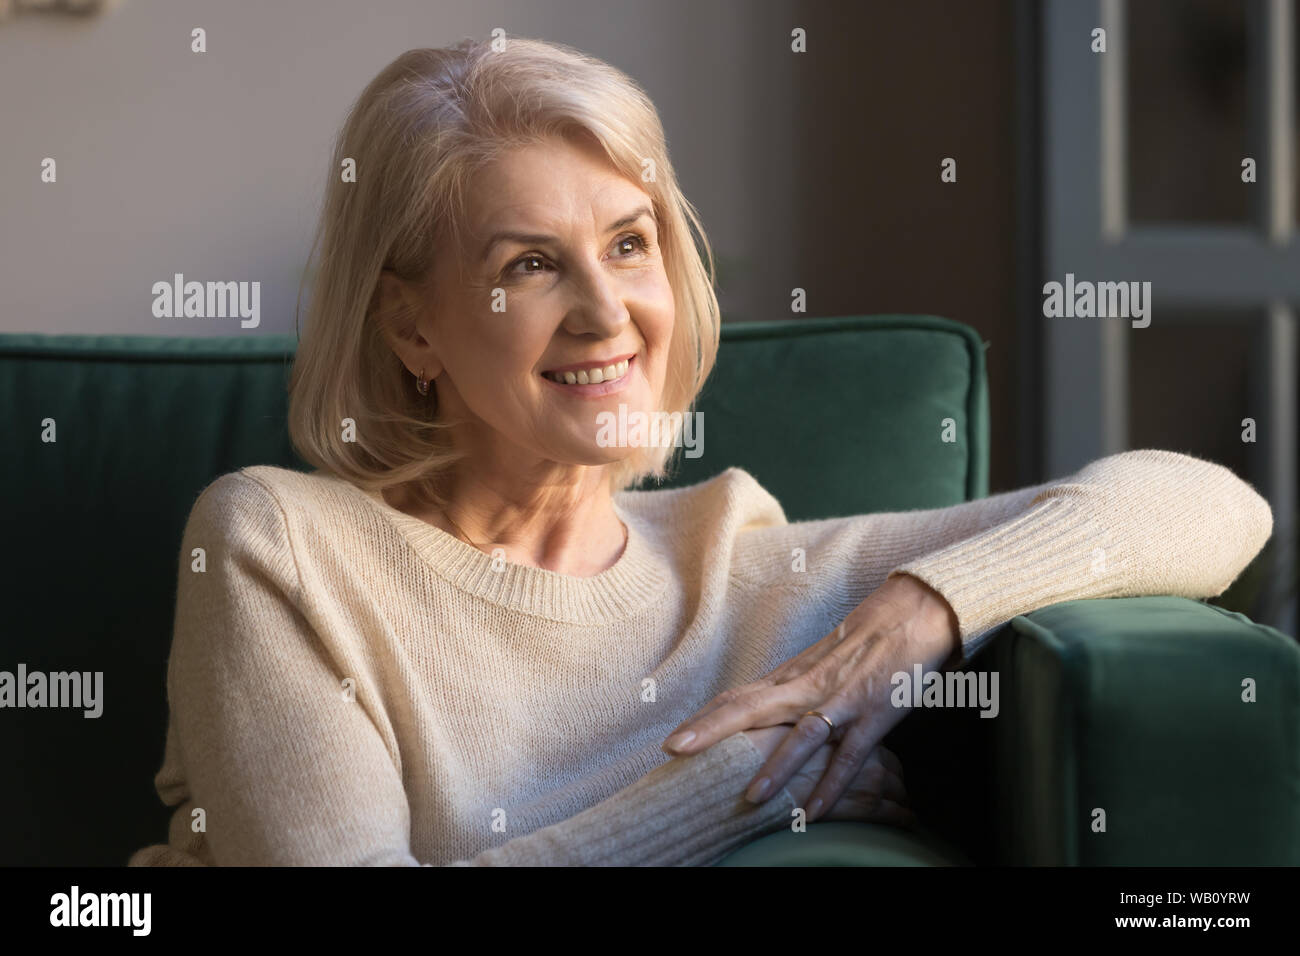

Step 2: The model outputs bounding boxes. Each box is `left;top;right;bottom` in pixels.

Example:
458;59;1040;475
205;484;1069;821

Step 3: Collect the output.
735;449;1273;666
884;448;1273;661
134;471;794;867
442;731;796;866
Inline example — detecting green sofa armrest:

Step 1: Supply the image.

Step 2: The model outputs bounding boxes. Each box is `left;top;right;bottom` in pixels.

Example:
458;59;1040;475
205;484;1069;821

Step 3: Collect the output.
993;596;1300;865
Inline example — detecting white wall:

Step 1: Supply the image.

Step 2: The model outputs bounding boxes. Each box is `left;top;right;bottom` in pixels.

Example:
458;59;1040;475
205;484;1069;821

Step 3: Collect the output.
0;0;794;335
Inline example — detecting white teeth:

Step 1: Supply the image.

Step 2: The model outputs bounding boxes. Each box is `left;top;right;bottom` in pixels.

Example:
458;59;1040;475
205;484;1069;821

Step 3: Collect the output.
547;358;629;385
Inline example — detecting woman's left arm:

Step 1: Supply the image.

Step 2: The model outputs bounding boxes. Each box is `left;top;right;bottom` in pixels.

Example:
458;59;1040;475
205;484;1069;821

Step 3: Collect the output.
661;448;1274;820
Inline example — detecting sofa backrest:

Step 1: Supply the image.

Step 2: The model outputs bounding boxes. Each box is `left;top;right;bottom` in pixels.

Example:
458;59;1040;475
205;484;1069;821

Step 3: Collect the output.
0;313;988;864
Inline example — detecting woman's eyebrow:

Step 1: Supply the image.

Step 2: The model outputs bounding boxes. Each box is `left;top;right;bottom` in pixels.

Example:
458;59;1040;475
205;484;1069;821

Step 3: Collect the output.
478;205;656;262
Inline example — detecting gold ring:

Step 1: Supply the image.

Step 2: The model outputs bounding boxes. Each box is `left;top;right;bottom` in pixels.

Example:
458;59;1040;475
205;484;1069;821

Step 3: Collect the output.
803;710;835;734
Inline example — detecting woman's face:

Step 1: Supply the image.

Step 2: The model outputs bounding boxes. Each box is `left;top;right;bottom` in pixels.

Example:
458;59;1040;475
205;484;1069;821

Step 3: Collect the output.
414;135;675;476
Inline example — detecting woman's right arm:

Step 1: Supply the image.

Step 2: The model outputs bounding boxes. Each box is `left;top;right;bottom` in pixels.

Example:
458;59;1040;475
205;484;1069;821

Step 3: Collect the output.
133;473;803;867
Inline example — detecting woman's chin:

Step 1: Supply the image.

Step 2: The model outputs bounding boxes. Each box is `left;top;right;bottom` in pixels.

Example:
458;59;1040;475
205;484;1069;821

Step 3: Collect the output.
540;436;639;468
540;398;667;464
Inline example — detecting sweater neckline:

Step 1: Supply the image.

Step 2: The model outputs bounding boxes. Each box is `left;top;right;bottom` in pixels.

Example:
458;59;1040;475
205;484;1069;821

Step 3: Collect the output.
340;477;671;625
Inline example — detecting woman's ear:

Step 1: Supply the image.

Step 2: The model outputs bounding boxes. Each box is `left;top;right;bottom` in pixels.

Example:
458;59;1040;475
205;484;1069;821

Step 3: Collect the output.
375;269;443;379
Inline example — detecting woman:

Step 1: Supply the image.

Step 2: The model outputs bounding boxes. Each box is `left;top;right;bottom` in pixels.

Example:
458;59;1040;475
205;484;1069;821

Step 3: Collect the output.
129;37;1273;866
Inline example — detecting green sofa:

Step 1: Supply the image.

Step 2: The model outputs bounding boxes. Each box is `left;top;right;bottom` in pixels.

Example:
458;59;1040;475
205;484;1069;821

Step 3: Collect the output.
2;314;1296;867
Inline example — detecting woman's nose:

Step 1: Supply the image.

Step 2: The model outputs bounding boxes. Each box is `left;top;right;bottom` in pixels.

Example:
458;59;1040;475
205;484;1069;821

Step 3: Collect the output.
561;266;631;335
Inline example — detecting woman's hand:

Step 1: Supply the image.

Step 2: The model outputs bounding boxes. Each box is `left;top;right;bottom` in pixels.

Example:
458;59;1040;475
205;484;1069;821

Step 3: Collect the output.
743;725;916;828
664;572;961;823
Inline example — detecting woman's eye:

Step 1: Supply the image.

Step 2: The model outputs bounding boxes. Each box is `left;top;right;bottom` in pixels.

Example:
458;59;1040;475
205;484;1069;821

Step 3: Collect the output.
506;233;649;278
512;254;548;276
614;233;649;256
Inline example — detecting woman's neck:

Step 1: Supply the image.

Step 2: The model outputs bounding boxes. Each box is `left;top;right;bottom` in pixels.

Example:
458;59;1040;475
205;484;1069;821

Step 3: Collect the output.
380;474;628;578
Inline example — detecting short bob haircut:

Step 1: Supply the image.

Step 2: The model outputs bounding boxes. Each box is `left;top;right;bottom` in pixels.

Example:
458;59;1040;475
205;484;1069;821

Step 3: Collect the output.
288;36;722;509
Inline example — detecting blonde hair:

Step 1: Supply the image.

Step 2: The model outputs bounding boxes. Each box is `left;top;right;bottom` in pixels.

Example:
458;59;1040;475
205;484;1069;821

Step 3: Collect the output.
288;37;721;509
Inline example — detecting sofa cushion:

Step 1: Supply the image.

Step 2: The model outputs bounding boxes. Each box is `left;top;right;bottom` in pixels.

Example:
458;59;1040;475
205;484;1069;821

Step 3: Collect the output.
716;820;972;866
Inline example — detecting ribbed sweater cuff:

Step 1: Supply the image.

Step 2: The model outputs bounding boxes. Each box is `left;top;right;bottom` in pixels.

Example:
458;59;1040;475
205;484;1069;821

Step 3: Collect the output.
448;732;796;866
889;496;1123;664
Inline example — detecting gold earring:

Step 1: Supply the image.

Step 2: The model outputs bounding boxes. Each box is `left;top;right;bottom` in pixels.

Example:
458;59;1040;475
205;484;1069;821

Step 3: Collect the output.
415;367;430;396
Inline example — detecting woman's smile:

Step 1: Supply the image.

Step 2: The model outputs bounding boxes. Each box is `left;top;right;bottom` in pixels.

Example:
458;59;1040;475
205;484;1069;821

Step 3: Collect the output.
539;353;636;399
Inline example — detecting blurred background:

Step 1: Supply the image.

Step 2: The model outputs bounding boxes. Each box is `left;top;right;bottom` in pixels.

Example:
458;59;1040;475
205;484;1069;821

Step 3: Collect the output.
1;0;1294;636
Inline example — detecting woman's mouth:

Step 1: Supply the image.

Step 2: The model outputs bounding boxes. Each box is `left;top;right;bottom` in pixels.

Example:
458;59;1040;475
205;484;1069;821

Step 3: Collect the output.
540;355;635;398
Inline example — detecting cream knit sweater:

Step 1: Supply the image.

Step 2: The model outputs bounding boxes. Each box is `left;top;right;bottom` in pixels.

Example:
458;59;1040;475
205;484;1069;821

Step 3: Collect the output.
127;449;1272;866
